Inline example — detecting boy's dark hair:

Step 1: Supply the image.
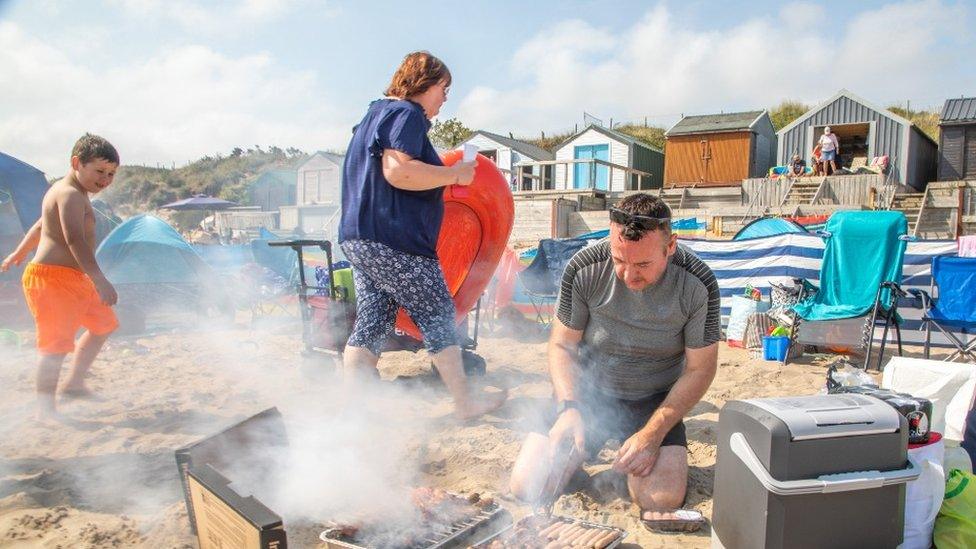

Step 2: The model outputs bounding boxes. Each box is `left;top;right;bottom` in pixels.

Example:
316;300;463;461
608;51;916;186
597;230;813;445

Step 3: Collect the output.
71;133;119;165
614;193;672;241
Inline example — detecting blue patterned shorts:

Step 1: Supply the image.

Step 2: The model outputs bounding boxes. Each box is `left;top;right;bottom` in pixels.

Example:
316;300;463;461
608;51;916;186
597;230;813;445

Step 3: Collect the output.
340;239;458;354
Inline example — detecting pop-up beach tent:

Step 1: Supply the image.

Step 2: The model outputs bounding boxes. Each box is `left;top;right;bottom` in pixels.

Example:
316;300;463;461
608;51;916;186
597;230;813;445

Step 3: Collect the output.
0;152;47;279
96;214;214;285
734;216;809;240
0;152;47;231
1;152;48;327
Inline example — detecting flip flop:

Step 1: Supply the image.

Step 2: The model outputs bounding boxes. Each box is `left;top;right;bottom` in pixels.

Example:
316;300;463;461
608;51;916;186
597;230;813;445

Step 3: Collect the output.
640;509;706;533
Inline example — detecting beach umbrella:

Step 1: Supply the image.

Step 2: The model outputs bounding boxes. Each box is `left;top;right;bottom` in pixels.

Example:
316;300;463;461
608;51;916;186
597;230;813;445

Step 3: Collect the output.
159;194;237;211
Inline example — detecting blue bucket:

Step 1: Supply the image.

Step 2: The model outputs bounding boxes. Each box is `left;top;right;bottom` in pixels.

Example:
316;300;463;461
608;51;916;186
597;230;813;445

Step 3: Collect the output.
762;336;790;361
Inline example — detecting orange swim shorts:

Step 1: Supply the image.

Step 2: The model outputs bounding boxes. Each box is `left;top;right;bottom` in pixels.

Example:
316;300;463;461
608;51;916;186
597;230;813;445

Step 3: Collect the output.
22;263;118;355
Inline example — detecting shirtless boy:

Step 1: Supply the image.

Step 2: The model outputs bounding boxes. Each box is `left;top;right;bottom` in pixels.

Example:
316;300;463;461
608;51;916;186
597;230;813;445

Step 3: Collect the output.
1;134;120;419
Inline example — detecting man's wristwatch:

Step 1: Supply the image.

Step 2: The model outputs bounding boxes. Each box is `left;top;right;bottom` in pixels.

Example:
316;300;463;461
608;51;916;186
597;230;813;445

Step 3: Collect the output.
556;399;580;416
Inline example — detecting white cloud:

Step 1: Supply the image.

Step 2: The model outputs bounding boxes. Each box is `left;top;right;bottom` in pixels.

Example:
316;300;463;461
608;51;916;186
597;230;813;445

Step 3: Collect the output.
0;21;353;175
456;0;970;135
107;0;329;34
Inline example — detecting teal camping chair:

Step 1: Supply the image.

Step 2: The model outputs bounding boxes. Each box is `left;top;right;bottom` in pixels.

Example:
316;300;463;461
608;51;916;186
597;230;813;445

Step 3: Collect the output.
786;211;910;370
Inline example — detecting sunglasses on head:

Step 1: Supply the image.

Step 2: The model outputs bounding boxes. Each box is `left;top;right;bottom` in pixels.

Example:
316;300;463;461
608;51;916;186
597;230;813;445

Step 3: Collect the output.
609;207;671;230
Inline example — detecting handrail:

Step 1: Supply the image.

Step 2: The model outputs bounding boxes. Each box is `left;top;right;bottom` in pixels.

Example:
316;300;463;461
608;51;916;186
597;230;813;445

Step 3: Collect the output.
877;171;897;210
321;207;342;242
740;175;770;223
878;156;899;210
514;158;651;177
514;158;653;192
913;184;931;238
779;177;797;214
810;176;828;205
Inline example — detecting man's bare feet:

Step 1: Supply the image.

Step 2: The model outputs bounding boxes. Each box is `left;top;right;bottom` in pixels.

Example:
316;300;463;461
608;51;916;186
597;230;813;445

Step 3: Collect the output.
454;387;508;420
640;509;706;533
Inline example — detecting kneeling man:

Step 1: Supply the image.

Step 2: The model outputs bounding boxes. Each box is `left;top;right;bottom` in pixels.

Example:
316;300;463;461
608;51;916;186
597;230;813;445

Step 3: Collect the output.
509;193;720;532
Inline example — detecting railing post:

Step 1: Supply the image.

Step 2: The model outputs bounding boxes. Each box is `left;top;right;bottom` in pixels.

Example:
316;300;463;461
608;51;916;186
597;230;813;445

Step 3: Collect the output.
956;182;965;240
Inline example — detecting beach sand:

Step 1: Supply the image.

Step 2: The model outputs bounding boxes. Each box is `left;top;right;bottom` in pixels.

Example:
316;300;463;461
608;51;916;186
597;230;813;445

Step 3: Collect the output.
0;312;861;548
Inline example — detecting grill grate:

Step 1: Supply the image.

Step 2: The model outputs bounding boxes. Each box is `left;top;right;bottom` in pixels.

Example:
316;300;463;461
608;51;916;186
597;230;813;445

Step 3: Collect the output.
321;501;504;549
468;515;627;549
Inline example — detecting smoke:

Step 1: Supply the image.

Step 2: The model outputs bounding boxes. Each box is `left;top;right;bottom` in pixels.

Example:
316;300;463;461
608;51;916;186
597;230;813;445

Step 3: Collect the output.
223;376;438;529
0;295;460;545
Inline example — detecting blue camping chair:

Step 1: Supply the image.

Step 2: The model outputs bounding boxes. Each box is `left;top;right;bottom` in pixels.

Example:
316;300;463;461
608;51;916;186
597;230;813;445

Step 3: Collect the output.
517;238;588;327
910;256;976;363
786;211;910;370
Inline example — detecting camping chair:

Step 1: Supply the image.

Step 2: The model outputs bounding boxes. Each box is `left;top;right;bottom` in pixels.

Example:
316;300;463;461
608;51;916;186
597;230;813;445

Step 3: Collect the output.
516;238;588;328
910;256;976;363
786;211;911;370
238;263;295;321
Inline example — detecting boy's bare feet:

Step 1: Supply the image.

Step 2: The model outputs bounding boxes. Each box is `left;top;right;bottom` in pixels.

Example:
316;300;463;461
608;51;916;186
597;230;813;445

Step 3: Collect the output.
60;385;104;402
34;400;63;424
454;387;508;420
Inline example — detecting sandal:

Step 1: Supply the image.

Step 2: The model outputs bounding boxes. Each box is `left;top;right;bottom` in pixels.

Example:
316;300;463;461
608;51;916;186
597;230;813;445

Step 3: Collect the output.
640;509;706;533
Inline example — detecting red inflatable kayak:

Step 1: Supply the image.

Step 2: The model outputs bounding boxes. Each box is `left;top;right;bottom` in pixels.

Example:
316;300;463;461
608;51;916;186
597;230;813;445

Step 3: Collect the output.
394;150;514;341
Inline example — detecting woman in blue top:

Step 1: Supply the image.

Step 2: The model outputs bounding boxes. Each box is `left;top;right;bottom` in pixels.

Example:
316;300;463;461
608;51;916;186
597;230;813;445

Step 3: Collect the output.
339;51;507;420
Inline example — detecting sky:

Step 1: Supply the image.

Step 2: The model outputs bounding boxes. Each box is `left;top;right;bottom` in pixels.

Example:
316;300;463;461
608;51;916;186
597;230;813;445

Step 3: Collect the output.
0;0;973;175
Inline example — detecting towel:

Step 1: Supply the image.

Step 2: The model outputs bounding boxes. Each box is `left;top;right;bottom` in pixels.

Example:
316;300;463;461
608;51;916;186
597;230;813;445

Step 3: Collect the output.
959;235;976;258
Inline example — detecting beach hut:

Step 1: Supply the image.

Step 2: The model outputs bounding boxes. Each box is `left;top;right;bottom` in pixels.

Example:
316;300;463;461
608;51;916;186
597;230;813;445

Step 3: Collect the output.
458;131;554;191
776;89;938;190
247;168;297;211
664;110;776;186
553;124;664;192
295;151;344;205
938;97;976;181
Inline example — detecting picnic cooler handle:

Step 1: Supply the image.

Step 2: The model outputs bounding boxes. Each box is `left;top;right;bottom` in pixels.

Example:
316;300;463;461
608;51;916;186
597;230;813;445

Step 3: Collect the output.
729;432;920;496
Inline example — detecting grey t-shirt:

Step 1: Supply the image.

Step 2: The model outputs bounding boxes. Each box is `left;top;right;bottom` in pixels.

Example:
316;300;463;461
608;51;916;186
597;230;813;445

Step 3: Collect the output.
556;239;721;400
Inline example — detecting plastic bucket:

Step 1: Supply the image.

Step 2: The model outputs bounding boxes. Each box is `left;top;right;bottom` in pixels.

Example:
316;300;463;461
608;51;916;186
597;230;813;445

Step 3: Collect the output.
762;336;790;361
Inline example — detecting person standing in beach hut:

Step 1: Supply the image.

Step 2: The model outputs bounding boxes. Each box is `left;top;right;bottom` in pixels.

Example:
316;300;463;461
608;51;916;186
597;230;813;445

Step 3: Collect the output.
338;51;507;420
819;126;840;175
811;143;823;176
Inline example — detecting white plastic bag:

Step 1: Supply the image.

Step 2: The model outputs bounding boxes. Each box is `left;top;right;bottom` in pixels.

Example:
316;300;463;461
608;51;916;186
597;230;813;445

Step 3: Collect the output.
945;378;976;442
726;295;770;343
902;435;946;549
882;358;976;435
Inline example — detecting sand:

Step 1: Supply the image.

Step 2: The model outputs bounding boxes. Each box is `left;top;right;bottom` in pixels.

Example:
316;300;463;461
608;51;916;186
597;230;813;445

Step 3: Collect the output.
0;310;886;548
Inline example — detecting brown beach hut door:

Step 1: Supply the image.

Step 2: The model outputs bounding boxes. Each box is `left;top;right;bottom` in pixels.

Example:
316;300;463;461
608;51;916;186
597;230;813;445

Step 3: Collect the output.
698;139;712;184
966;127;976;179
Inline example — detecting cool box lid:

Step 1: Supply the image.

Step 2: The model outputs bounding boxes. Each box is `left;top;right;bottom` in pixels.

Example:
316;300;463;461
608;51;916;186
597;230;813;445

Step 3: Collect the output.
744;394;901;440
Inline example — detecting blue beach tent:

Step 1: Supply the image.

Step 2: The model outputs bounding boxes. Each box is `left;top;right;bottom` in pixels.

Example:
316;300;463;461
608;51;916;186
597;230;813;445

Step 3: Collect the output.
96;214;214;284
0;151;47;231
734;217;808;240
1;152;48;283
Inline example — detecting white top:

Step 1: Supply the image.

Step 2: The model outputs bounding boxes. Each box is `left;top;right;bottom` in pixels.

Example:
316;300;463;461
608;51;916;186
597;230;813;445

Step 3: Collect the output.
819;133;840;152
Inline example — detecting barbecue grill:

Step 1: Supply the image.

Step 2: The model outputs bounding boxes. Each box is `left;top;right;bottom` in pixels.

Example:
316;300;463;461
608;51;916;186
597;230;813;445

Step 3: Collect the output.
469;515;627;549
319;497;506;549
